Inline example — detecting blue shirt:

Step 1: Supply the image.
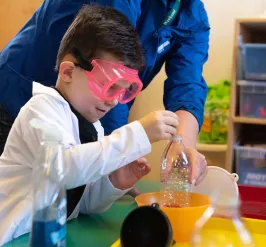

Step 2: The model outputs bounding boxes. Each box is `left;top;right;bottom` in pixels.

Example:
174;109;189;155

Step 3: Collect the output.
0;0;210;134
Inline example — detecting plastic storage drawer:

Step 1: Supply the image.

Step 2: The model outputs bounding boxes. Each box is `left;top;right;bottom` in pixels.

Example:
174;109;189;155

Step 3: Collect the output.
242;43;266;80
238;80;266;118
235;146;266;187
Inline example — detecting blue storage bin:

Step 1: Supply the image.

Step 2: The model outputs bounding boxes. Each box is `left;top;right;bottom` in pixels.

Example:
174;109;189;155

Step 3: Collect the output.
238;80;266;118
235;146;266;187
242;44;266;80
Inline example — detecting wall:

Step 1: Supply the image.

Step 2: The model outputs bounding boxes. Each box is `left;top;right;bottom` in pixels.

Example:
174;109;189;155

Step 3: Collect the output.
202;0;266;84
0;0;43;50
1;0;266;181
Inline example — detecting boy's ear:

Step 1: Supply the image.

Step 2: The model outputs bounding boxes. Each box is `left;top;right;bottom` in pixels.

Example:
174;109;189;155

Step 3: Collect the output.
59;61;75;83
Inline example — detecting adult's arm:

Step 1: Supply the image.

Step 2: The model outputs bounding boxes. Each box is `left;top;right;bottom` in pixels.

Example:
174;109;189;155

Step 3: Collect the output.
164;0;210;147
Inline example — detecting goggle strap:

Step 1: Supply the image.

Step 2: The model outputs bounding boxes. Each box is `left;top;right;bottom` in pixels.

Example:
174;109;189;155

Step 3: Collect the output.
72;47;93;71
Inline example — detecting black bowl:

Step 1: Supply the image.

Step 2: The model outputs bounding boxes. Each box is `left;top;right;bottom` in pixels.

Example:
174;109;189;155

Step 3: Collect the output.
120;203;173;247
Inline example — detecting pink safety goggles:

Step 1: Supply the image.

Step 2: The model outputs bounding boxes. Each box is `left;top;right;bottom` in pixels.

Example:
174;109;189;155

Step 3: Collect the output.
85;59;143;104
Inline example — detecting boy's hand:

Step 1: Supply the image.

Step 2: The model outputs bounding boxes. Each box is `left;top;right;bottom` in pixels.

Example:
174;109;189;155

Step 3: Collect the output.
109;158;151;190
139;111;179;143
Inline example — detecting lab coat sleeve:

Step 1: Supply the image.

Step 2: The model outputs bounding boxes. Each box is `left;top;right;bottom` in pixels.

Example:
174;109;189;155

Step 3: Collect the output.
21;96;151;190
77;120;128;215
62;121;150;189
163;1;210;129
79;176;131;214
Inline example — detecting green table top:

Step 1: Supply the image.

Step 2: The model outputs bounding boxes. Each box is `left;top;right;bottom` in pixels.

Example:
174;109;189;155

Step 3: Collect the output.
4;180;160;247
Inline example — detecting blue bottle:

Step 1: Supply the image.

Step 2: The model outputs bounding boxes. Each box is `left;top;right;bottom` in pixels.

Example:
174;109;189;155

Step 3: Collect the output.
30;119;67;247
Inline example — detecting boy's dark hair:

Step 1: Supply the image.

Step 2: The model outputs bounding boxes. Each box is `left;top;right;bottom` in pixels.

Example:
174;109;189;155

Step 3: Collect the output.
56;5;145;71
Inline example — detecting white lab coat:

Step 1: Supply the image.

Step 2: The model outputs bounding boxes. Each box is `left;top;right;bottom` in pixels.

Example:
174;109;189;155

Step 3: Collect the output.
0;82;151;246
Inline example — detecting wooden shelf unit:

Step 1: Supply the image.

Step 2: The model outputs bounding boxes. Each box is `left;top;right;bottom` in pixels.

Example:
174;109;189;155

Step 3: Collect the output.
226;18;266;172
196;143;227;152
233;117;266;125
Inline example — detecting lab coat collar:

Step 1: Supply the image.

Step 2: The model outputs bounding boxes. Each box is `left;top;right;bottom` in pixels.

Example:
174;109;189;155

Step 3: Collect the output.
32;82;103;136
32;82;67;105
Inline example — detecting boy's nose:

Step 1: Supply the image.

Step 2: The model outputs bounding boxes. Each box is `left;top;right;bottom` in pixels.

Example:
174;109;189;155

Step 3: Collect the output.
105;98;118;107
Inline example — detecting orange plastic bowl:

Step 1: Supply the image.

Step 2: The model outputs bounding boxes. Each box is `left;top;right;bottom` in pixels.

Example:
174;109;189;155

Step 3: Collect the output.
135;192;210;243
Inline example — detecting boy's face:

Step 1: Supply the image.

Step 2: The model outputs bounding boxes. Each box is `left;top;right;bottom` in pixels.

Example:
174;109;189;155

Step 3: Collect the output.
58;53;121;123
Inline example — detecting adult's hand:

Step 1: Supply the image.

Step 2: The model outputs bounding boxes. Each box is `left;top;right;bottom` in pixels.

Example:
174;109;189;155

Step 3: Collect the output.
175;110;208;185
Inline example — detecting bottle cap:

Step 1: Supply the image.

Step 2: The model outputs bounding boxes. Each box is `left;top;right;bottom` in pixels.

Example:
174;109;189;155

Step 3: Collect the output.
30;118;62;142
171;134;182;142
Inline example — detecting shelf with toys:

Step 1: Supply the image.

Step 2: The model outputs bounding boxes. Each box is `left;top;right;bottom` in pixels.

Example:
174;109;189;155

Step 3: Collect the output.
226;19;266;190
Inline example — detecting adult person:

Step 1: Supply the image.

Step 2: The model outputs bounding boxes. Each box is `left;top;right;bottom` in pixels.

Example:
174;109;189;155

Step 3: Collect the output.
0;0;210;188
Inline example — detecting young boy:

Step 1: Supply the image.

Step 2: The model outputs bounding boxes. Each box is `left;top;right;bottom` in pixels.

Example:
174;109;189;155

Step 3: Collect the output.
0;5;179;245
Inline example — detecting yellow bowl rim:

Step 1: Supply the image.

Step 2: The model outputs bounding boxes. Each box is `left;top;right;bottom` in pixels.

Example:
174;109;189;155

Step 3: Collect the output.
135;192;211;210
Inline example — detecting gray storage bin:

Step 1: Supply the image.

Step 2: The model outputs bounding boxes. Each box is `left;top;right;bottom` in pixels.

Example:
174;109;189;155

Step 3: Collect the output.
235;146;266;187
238;80;266;118
242;43;266;80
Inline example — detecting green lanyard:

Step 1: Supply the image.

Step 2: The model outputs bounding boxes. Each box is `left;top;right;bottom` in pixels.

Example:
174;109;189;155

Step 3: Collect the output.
162;0;181;26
